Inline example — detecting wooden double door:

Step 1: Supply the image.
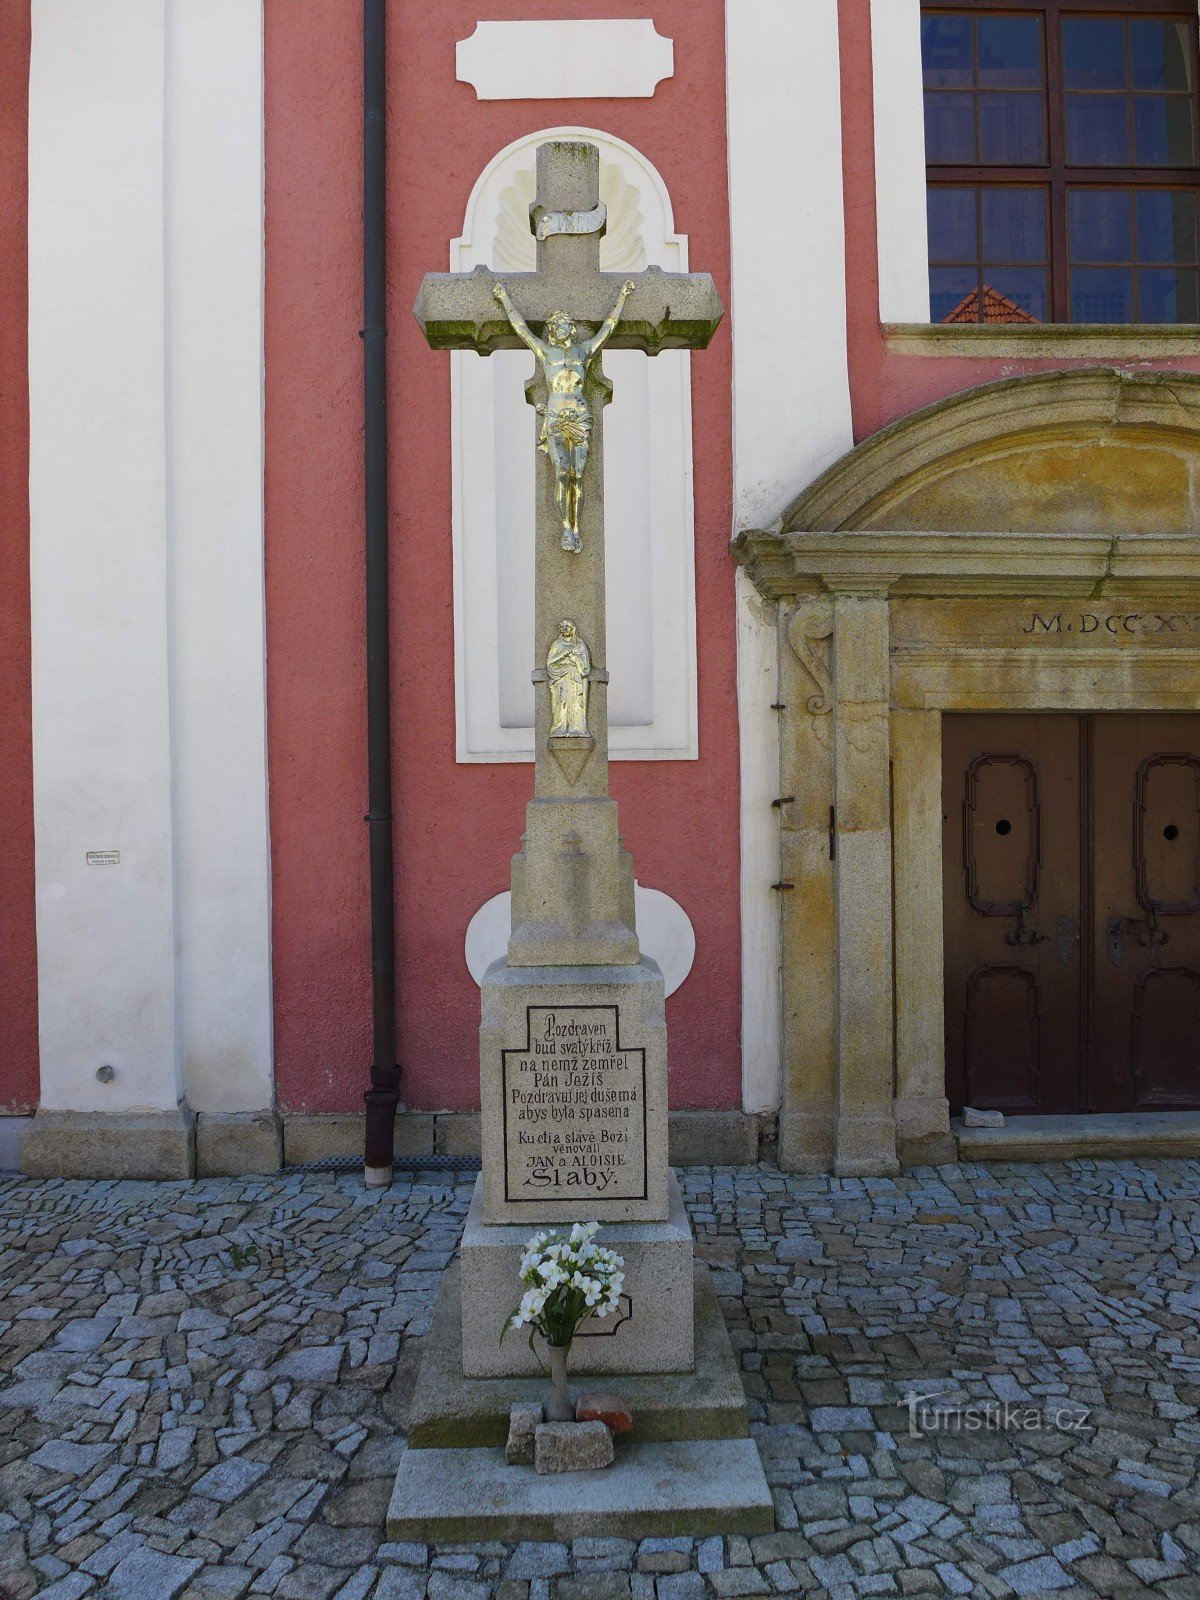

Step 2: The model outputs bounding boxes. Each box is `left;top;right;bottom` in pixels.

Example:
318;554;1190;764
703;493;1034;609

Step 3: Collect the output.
943;714;1200;1115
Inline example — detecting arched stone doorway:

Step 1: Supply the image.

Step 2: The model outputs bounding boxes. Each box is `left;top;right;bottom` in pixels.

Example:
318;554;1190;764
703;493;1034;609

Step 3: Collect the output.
738;369;1200;1175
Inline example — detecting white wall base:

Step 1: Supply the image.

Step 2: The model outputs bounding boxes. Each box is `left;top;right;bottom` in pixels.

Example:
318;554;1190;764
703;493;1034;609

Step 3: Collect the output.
22;1105;195;1180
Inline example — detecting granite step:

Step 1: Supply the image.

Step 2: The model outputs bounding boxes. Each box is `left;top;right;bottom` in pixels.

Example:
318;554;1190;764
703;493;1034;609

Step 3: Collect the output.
954;1110;1200;1162
386;1437;774;1541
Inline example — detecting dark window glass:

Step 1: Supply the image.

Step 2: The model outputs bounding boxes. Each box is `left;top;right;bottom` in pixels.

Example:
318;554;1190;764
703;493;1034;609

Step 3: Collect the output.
923;4;1200;323
927;185;1050;322
1137;189;1199;261
980;92;1046;163
922;13;973;86
1069;190;1133;262
982;189;1047;261
987;266;1049;320
1063;17;1125;90
1140;266;1200;319
928;187;978;261
1134;94;1196;164
1066;94;1130;164
1062;14;1198;167
930;265;979;321
978;15;1043;88
1066;185;1199;318
1071;266;1134;321
925;91;977;162
1131;20;1193;92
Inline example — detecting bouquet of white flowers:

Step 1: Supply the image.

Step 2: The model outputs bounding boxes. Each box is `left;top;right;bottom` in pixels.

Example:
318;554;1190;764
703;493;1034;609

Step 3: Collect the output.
502;1221;625;1352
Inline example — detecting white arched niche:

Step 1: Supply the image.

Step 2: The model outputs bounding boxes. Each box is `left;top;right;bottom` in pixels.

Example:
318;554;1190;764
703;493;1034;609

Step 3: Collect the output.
451;127;698;761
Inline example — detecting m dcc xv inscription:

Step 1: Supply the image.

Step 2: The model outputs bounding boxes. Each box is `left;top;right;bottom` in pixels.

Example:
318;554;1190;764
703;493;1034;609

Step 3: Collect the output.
1023;611;1200;636
502;1006;647;1203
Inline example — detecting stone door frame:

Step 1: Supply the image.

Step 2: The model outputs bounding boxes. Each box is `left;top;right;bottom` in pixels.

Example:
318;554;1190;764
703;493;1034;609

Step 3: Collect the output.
738;528;1200;1174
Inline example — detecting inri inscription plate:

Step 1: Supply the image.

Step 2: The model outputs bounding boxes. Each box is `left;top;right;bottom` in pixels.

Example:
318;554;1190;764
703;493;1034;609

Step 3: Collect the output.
502;1005;647;1203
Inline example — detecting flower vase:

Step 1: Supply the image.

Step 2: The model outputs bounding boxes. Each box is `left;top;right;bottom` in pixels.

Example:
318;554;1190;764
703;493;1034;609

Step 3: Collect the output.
545;1342;574;1422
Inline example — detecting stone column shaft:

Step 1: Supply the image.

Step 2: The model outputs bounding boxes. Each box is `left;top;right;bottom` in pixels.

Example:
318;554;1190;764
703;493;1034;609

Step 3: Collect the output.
777;599;837;1171
830;586;898;1176
891;707;955;1164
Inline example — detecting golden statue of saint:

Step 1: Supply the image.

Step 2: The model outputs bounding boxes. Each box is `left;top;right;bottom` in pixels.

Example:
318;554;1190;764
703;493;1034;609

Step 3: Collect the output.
546;620;591;737
493;278;636;553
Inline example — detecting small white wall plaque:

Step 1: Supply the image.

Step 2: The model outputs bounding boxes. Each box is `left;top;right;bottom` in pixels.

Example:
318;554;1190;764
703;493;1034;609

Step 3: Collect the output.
457;21;674;101
86;851;120;866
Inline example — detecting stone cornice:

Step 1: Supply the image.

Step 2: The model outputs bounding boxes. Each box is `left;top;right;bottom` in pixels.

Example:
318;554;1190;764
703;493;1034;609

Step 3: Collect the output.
885;323;1200;360
733;529;1200;603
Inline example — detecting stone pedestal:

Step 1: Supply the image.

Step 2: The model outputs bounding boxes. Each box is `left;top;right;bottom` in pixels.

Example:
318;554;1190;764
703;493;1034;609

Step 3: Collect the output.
461;1169;694;1378
466;955;694;1378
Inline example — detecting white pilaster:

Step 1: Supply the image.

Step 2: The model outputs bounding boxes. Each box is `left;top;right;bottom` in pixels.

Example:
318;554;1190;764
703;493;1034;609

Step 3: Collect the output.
871;0;931;324
28;0;270;1127
726;0;854;1114
30;0;177;1113
167;0;272;1116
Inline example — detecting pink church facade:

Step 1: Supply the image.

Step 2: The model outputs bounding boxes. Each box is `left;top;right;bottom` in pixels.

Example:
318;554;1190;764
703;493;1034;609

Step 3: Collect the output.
6;0;1200;1177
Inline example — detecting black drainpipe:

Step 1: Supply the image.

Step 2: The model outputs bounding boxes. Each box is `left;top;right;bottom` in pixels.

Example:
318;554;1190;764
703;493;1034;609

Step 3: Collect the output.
361;0;400;1184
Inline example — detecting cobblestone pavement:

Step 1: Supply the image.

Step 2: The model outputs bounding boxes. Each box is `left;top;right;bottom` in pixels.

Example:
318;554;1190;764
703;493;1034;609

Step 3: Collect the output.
0;1160;1197;1600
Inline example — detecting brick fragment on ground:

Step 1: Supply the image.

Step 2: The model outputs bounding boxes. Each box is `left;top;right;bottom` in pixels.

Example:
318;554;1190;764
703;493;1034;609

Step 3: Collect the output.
574;1392;634;1435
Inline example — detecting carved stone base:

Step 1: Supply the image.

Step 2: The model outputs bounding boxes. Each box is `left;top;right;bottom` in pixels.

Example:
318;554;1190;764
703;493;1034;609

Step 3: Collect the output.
459;1172;693;1378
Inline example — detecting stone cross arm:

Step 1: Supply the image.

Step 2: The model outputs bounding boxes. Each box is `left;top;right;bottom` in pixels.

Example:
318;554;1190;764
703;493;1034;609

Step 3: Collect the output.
413;263;724;356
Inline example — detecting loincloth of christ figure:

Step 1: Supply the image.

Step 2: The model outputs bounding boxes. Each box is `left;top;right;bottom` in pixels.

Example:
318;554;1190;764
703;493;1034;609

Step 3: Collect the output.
493;278;635;553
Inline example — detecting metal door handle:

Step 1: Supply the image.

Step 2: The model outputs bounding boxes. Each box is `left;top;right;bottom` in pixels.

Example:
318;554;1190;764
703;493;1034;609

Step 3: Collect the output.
1004;908;1046;946
1108;914;1168;964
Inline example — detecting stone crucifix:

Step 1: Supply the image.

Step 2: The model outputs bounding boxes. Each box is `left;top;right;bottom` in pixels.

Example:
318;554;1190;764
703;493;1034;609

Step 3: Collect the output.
414;141;723;968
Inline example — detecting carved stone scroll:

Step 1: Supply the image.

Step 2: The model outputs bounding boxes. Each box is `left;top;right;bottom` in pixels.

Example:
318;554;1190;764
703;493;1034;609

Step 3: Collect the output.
786;602;834;715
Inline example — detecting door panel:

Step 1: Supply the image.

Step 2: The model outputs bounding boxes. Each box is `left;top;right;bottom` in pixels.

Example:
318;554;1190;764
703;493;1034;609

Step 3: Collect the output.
942;715;1083;1114
1091;716;1200;1110
964;966;1043;1110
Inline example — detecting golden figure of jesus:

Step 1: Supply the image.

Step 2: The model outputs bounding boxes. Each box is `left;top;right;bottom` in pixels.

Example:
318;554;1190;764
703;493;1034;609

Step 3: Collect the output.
546;620;591;737
493;279;636;553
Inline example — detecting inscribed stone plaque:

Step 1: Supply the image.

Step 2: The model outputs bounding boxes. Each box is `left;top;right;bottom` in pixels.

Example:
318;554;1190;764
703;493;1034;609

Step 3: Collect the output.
502;1005;647;1204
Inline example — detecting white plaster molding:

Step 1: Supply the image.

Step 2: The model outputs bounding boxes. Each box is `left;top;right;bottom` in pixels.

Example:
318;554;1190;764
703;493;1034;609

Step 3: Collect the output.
28;0;271;1119
457;21;674;101
871;0;931;324
466;886;696;998
726;0;854;1114
167;0;273;1116
451;126;697;762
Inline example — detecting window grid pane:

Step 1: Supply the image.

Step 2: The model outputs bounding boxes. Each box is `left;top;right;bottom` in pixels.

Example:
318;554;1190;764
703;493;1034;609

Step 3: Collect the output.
1067;184;1200;319
928;184;1050;322
922;4;1200;323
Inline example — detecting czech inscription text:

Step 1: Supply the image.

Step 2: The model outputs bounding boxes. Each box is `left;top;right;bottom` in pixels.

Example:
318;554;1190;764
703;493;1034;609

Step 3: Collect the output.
502;1005;647;1202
